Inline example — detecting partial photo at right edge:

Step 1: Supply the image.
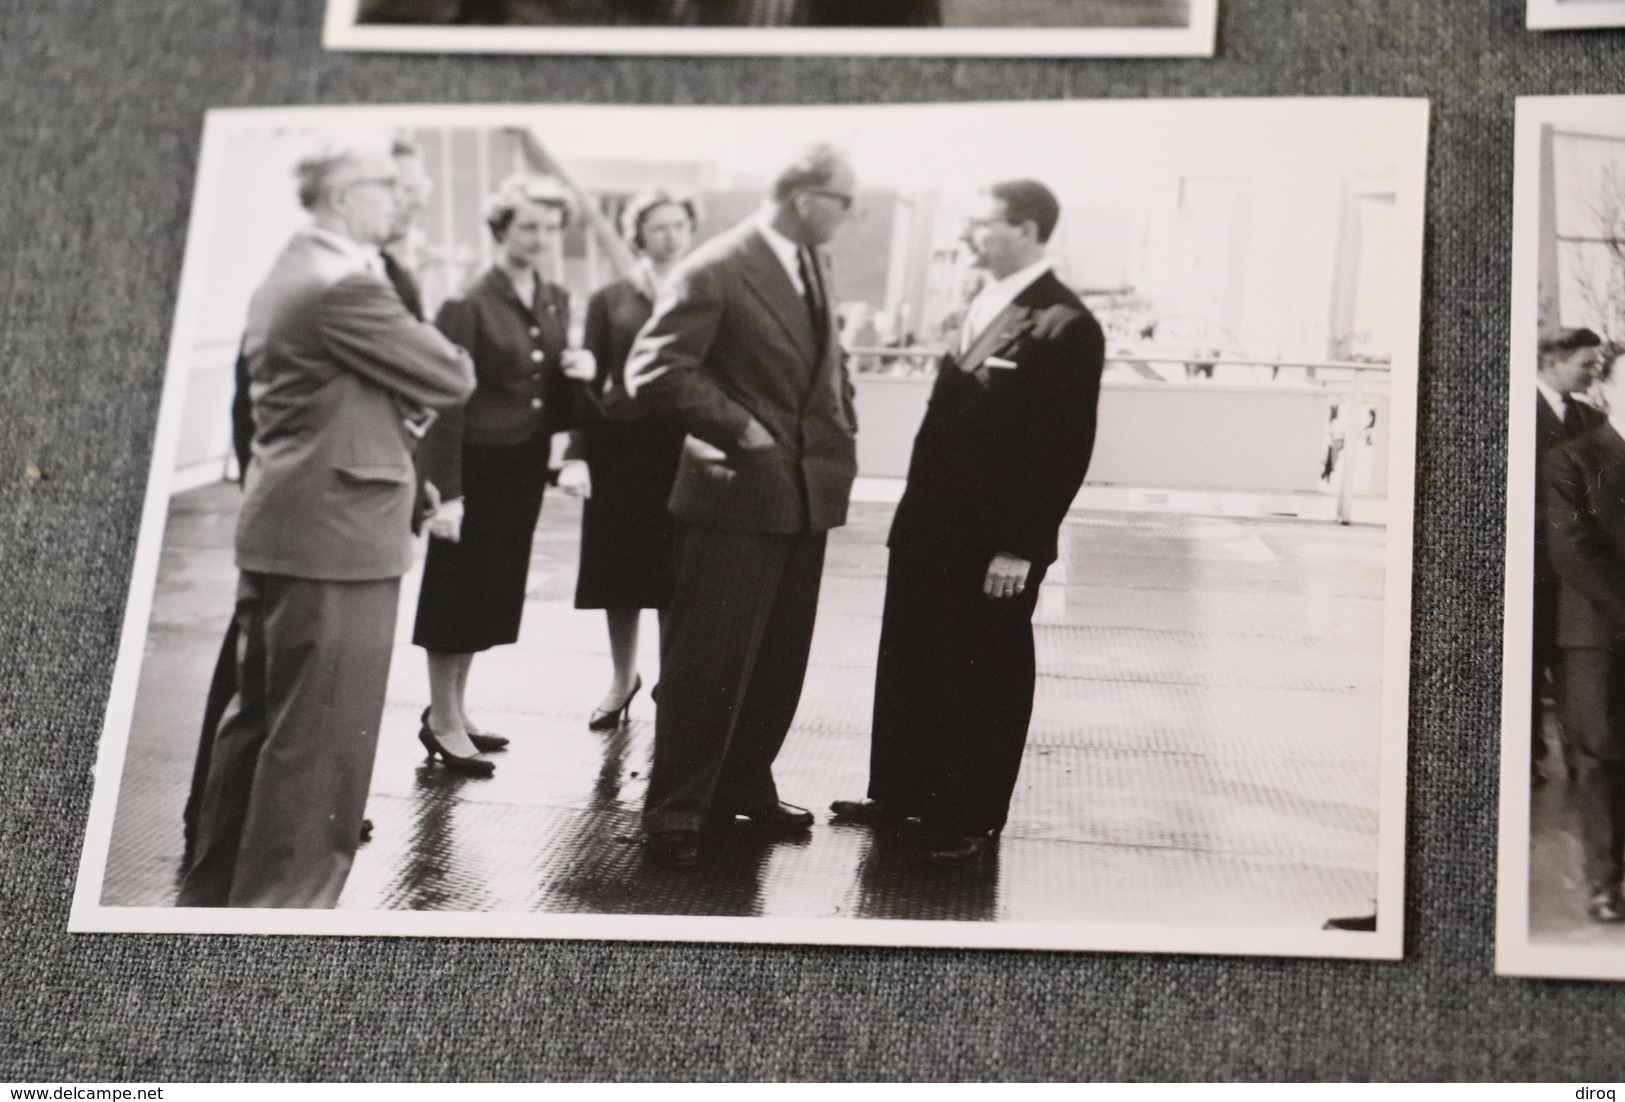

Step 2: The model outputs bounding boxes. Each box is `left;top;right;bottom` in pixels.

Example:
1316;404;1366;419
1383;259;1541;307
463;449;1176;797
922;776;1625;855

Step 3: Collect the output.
1498;95;1625;981
1528;0;1625;30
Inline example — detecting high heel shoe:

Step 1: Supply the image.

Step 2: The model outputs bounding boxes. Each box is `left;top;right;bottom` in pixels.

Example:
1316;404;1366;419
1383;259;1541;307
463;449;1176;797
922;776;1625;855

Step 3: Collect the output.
422;707;507;752
418;721;496;777
588;674;643;731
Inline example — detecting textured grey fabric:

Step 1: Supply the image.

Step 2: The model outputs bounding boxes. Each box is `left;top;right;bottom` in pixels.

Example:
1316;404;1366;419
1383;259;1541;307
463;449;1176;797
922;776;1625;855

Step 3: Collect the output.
4;0;1625;1083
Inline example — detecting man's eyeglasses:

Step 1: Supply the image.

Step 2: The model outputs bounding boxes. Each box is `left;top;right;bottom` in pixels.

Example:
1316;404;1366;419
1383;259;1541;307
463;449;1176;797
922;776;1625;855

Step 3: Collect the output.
805;188;856;212
343;175;403;194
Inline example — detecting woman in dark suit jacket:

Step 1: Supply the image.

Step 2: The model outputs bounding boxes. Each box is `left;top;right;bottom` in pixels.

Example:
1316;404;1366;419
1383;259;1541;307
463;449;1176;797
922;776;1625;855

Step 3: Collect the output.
413;175;585;774
568;188;698;729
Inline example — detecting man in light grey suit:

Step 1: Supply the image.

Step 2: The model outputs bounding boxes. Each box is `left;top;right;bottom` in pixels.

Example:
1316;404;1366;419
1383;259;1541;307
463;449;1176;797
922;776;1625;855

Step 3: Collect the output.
179;142;474;908
621;144;860;866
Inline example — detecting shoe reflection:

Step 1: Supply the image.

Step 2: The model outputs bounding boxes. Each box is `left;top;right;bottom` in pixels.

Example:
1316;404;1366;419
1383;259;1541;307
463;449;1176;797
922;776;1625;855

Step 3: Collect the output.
848;827;1001;922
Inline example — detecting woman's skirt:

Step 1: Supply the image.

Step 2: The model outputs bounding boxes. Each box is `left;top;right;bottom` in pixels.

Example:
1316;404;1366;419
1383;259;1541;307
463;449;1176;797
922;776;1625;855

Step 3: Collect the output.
574;419;683;611
413;433;550;654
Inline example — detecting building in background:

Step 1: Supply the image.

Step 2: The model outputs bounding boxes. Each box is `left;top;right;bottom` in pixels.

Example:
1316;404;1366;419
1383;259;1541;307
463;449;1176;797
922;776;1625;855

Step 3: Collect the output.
172;121;1402;521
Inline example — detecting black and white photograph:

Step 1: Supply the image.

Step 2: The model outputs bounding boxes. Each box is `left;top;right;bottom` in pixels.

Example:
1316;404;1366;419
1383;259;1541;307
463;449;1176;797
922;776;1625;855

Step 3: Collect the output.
322;0;1218;56
1528;0;1625;30
1499;96;1625;980
69;99;1423;958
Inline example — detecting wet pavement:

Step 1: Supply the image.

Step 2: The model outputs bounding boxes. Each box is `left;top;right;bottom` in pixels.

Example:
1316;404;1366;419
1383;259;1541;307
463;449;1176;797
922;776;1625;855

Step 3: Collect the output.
1528;730;1625;945
102;481;1384;928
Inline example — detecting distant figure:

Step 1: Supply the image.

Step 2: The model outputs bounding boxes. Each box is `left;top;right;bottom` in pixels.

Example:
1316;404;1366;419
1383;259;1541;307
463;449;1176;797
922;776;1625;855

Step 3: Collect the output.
622;144;860;867
179;142;474;908
569;188;700;731
832;180;1105;867
1534;327;1605;786
1545;344;1625;922
412;175;588;775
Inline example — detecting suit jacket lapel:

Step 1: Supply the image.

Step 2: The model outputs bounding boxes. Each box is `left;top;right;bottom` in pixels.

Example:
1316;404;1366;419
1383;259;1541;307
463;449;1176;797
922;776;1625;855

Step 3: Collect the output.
486;267;565;346
958;301;1034;374
740;229;818;366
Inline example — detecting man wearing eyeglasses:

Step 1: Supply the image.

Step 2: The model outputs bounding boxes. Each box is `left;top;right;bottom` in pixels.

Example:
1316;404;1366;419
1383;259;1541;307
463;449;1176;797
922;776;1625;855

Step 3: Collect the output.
179;142;474;908
832;179;1106;867
621;143;860;867
183;138;440;865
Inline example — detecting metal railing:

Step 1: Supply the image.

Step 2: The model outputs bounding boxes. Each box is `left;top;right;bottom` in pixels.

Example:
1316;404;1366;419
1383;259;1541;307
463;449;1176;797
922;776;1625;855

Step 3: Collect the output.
845;347;1392;524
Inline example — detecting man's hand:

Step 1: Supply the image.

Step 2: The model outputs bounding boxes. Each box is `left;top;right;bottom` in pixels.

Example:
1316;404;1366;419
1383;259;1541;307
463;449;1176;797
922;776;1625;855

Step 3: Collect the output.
426;496;465;543
983;552;1032;600
561;348;597;383
736;417;776;451
556;459;591;500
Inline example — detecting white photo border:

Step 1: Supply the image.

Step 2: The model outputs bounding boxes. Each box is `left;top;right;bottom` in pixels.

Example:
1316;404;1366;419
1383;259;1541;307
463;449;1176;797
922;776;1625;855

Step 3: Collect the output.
1497;95;1625;981
1527;0;1625;30
321;0;1220;57
68;99;1426;960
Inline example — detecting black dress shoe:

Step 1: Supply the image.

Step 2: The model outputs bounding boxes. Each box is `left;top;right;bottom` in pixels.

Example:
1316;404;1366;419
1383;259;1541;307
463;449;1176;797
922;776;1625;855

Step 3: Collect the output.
423;707;507;752
418;722;496;778
722;801;814;832
926;832;996;867
468;731;509;753
829;798;901;825
646;831;701;867
1588;887;1625;922
588;674;642;732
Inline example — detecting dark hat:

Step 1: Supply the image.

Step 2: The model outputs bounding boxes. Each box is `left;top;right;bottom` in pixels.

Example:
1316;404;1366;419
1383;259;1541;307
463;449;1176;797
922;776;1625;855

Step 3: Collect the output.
1539;327;1604;355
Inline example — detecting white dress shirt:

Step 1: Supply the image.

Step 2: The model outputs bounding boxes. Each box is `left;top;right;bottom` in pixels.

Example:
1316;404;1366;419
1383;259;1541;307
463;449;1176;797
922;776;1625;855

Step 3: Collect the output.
1536;378;1570;422
960;257;1053;353
756;214;807;297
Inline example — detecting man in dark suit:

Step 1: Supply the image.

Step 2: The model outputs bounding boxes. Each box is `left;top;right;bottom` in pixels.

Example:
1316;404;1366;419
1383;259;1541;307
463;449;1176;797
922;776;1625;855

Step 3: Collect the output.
181;139;437;864
1544;342;1625;920
178;142;474;908
832;179;1105;866
622;144;860;867
1533;327;1605;787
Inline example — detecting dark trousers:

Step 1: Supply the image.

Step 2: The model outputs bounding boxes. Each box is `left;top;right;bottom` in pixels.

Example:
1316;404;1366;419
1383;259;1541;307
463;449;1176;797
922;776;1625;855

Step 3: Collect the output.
178;571;400;908
642;525;827;834
869;541;1048;837
1533;582;1560;765
181;618;242;866
1562;645;1625;889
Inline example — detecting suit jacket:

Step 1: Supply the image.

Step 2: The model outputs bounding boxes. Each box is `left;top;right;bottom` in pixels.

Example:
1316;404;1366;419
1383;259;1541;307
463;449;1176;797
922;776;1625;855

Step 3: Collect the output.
1546;420;1625;648
623;221;858;535
416;267;573;501
1536;392;1605;586
888;269;1105;569
235;229;474;582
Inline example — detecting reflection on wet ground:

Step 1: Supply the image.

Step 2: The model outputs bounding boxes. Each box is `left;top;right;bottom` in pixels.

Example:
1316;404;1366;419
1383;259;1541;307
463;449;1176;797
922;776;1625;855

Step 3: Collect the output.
104;483;1384;928
1529;742;1625;946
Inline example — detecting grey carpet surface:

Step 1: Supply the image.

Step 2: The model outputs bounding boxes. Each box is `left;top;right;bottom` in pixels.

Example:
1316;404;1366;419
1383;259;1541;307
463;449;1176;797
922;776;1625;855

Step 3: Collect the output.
3;0;1625;1083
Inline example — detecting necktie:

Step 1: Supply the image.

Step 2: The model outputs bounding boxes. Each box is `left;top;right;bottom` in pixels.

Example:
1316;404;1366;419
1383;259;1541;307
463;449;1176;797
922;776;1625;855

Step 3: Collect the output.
797;248;828;351
381;251;425;321
1564;399;1586;438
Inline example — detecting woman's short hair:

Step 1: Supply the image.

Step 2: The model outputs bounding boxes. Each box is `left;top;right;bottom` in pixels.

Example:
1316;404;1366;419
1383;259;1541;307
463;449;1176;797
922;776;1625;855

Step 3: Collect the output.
620;187;700;250
485;174;573;241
